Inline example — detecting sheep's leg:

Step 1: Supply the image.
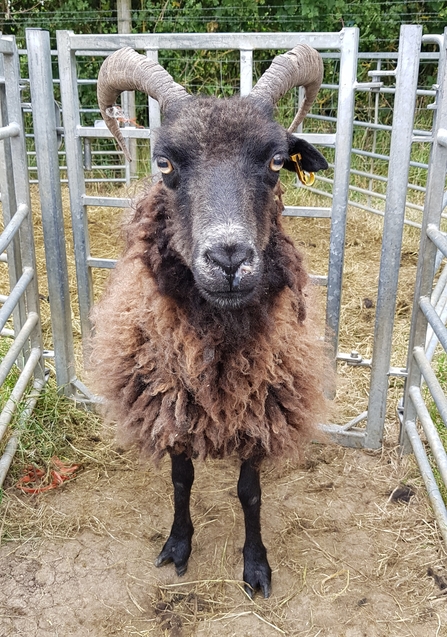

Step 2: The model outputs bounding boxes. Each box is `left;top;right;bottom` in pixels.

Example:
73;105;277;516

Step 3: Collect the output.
155;452;194;576
238;457;272;598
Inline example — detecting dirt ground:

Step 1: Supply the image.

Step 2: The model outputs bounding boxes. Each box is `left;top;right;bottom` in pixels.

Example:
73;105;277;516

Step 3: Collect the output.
1;435;447;637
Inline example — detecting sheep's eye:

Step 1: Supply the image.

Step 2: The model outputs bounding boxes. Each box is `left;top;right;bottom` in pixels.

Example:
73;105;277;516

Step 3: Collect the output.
269;154;284;172
157;157;173;174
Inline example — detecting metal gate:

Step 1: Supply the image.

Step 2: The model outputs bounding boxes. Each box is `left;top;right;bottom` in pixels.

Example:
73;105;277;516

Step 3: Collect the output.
400;28;447;544
21;26;430;452
0;34;46;486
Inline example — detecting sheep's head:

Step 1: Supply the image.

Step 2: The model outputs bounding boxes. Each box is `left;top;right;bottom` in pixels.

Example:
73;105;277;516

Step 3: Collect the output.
97;45;328;309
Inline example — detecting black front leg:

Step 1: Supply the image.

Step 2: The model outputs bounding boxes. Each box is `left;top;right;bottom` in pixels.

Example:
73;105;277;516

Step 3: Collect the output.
155;452;194;576
238;457;272;598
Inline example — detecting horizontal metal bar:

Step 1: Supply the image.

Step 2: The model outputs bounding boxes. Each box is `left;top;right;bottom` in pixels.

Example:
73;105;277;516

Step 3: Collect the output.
0;312;39;386
0;347;42;443
87;257;117;269
0;122;20;140
67;31;347;53
0;203;29;255
404;418;447;546
409;385;447;487
420;296;447;352
309;275;327;286
283;206;331;218
0;267;34;333
77;125;151;140
294;132;336;146
427;224;447;257
82;195;131;208
320;424;366;448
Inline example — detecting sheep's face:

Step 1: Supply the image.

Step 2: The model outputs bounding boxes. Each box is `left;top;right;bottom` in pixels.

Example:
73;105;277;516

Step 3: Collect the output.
153;97;326;309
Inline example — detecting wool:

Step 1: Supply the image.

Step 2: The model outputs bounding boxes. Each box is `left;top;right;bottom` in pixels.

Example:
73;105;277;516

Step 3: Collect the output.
89;180;330;462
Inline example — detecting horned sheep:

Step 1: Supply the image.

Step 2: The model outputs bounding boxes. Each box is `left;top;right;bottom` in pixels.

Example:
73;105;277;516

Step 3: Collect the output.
90;44;331;598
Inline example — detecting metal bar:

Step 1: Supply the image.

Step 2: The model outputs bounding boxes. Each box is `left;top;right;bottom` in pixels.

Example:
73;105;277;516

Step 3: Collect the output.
66;31;348;52
420;296;447;352
0;203;28;255
325;27;359;359
0;347;42;443
0;121;20;140
366;25;423;449
0;375;46;488
427;224;447;257
0;267;34;333
26;28;76;391
413;347;447;425
87;257;117;269
0;311;39;386
409;385;447;487
283;206;331;218
240;49;253;97
404;419;447;545
57;30;94;354
82;195;131;207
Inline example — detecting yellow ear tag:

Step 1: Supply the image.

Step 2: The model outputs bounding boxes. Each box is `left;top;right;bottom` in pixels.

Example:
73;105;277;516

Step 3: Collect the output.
290;152;316;186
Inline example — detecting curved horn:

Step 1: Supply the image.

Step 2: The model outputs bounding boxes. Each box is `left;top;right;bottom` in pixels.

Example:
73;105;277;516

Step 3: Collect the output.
250;44;323;132
97;47;190;160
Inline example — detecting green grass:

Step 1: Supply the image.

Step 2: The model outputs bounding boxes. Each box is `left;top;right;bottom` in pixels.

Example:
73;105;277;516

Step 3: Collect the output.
0;336;102;490
425;351;447;503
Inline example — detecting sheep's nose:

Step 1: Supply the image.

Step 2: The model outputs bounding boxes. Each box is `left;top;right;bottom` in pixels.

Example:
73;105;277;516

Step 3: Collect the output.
206;244;253;290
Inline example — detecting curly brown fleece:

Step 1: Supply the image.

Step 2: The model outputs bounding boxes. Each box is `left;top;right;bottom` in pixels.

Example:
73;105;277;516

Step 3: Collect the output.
89;180;330;462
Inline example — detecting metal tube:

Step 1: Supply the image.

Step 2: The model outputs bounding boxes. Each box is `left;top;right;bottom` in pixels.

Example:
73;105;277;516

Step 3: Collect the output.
413;347;447;424
0;121;20;139
0;202;28;255
27;28;76;391
409;385;447;487
0;375;46;488
0;267;34;333
0;312;39;386
366;25;423;449
0;347;42;443
420;296;447;351
404;418;447;545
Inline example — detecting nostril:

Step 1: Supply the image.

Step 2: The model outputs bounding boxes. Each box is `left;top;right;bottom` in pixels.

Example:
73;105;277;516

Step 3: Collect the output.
206;244;253;275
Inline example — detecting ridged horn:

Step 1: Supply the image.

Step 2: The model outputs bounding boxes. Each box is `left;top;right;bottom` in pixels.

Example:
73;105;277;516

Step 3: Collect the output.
250;44;323;132
97;47;190;161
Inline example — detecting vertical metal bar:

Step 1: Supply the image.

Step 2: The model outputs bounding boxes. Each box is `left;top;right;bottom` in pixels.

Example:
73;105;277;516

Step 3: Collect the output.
401;27;447;454
365;25;423;449
2;33;45;383
0;42;27;358
326;27;359;357
26;28;76;392
240;49;253;97
57;30;94;353
146;48;161;175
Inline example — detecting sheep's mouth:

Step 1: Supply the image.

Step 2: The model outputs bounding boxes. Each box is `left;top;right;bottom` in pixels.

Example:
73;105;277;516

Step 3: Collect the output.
199;286;257;309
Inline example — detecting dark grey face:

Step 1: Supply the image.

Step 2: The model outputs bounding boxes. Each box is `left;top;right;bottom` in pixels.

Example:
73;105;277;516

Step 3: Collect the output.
153;98;286;309
153;97;322;309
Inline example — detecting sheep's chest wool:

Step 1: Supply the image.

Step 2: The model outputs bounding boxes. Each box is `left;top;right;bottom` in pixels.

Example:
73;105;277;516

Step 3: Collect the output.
90;181;329;462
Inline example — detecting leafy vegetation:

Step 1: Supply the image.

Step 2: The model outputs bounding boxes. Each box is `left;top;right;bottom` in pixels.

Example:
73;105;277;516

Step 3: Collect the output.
1;0;446;50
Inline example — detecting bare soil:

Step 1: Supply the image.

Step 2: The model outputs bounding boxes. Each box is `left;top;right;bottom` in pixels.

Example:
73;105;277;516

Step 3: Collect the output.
1;439;447;637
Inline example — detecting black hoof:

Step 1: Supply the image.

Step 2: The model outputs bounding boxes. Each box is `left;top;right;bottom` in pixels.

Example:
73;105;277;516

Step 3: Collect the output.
243;545;272;598
155;534;192;577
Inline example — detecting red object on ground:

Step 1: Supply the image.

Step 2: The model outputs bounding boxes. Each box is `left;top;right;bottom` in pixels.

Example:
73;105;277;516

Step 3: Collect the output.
16;457;79;494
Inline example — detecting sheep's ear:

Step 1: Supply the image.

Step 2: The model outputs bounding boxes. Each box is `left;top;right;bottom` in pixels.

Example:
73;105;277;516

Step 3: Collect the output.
284;136;328;173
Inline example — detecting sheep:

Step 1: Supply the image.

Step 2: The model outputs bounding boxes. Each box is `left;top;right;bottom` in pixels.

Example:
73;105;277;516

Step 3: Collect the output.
90;44;331;598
